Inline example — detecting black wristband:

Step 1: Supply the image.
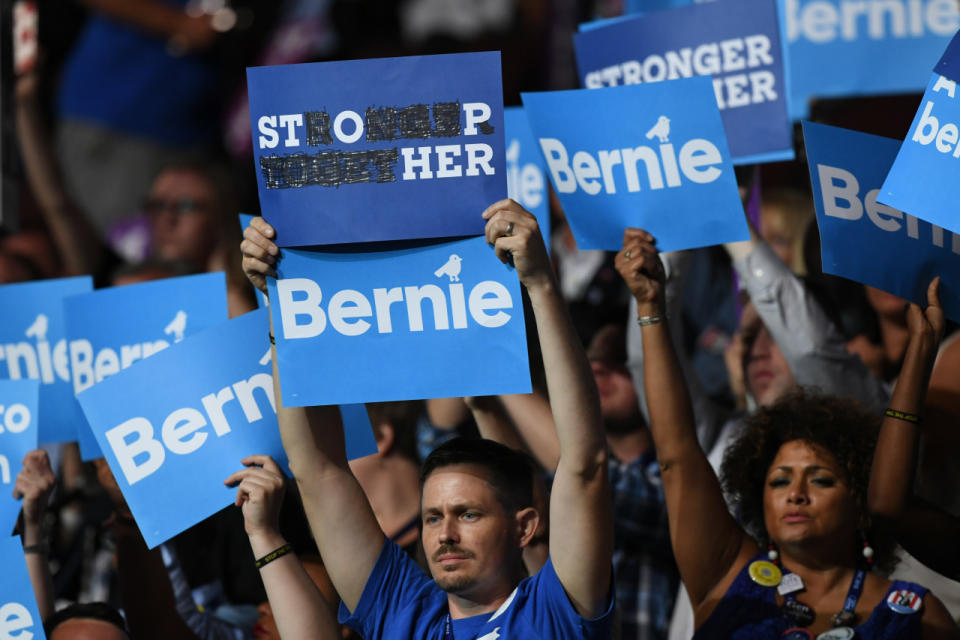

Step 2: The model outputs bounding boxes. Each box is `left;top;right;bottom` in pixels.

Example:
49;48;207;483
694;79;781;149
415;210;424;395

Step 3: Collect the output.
255;542;293;569
23;542;49;555
885;408;920;424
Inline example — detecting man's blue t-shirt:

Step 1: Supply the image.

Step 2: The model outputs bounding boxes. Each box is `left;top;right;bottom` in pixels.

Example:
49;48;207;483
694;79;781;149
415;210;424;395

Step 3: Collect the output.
339;540;614;639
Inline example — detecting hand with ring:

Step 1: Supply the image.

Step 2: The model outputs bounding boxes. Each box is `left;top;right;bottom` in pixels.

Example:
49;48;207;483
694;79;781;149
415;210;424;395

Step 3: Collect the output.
481;199;552;291
615;228;666;317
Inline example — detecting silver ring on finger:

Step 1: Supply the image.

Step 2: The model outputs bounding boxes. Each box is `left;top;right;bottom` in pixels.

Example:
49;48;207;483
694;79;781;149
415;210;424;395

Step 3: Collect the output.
624;249;632;260
505;222;514;237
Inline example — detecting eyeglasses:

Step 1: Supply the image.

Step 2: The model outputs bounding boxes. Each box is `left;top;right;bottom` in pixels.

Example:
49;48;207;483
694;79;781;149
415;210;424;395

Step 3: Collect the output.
143;198;211;216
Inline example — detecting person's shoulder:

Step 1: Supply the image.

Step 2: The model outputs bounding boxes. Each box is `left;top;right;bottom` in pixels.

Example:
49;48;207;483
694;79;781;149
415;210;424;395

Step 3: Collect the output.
867;577;959;638
517;557;615;631
339;540;447;635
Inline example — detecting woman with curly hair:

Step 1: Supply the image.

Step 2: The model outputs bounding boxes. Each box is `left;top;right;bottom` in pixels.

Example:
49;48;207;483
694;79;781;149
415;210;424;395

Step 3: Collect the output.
615;228;958;639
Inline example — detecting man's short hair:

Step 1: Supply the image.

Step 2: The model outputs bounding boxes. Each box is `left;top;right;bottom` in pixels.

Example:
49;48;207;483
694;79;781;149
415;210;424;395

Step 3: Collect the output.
45;602;129;637
420;437;535;514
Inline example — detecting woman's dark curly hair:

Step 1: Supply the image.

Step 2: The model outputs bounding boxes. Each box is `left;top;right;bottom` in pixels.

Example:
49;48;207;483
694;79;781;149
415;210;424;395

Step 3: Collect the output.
720;388;897;573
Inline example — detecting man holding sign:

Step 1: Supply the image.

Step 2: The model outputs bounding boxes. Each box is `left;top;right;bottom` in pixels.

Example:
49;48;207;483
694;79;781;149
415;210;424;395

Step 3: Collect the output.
241;200;614;638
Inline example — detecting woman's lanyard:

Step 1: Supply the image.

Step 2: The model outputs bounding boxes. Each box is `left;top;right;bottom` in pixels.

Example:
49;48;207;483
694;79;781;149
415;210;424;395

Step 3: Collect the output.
781;568;867;629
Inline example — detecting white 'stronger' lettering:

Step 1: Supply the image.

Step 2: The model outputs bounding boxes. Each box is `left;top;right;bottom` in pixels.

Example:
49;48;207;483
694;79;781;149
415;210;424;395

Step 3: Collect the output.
584;35;778;110
817;163;960;252
258;103;497;183
541;116;723;196
276;260;513;339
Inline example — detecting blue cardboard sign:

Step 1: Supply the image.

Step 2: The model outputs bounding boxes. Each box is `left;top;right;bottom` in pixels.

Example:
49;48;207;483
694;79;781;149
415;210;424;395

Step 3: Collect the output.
0;380;39;536
64;273;229;460
266;236;533;406
879;73;960;235
783;0;959;119
574;0;794;164
0;537;46;640
521;79;749;251
247;52;506;247
504;108;550;245
805;121;960;320
77;309;376;548
0;276;93;444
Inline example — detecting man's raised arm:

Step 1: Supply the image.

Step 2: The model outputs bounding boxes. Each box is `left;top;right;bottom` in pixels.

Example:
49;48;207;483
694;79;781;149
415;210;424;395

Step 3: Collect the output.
482;199;612;619
241;218;384;612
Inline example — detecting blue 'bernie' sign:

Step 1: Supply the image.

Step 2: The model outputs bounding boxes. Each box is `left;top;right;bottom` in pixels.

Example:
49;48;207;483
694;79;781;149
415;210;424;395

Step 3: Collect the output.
504;107;550;244
575;0;793;164
0;277;93;444
880;73;960;235
0;380;39;536
783;0;959;118
77;309;376;548
247;52;506;247
267;236;533;406
521;78;748;251
64;272;229;460
0;536;47;639
804;121;960;321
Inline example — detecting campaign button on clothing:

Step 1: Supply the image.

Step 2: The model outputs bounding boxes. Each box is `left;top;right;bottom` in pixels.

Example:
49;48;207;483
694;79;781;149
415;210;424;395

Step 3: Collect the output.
748;560;782;587
886;590;923;614
783;599;816;627
782;629;813;640
778;572;805;595
816;627;856;640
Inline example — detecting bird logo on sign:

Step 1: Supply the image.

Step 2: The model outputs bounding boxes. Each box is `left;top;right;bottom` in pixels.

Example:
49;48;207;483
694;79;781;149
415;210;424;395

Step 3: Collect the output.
434;255;463;282
646;116;671;144
164;310;188;342
25;314;48;342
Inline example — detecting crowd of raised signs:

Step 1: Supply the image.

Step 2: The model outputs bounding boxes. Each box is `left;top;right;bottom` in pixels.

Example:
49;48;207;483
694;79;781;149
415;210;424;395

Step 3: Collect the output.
3;0;960;638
